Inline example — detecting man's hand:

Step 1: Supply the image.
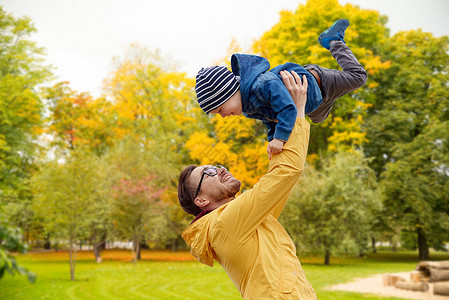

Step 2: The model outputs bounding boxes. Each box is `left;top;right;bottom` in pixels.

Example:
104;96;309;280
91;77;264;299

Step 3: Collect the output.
267;138;285;160
280;70;308;118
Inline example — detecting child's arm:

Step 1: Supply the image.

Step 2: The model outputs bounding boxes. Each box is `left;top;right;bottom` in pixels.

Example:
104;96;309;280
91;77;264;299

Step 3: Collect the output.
263;120;285;160
263;120;277;142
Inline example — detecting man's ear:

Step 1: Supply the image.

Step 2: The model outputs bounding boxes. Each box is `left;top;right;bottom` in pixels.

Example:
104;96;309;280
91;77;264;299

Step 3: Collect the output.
194;197;209;208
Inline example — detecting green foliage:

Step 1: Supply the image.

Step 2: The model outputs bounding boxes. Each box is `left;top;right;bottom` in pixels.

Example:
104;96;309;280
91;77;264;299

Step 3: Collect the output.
0;7;52;197
105;138;167;257
281;150;382;264
0;209;36;283
31;149;106;279
365;29;449;257
380;121;449;251
365;30;449;175
31;150;102;242
0;7;53;245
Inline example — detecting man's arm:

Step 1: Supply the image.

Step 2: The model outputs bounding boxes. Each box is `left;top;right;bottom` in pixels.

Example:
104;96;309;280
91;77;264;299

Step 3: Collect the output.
259;78;298;142
219;72;309;242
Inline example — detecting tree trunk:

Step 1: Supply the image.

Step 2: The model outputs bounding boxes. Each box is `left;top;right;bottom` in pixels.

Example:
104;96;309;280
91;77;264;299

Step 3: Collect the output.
93;241;105;263
69;240;75;281
171;238;178;252
371;237;377;253
324;249;330;265
24;227;29;244
417;227;429;260
44;234;51;250
136;242;141;261
359;246;365;257
391;241;397;252
92;232;106;263
132;237;141;263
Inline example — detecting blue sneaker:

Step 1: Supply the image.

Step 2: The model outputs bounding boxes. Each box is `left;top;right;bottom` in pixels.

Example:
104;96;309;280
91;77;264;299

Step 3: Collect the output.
318;19;350;50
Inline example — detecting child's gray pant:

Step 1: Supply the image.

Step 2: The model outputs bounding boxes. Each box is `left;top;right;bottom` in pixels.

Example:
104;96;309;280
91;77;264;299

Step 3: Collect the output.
304;41;368;123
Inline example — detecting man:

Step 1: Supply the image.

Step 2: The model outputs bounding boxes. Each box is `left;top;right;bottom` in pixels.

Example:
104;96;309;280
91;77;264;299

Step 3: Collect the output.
178;71;317;299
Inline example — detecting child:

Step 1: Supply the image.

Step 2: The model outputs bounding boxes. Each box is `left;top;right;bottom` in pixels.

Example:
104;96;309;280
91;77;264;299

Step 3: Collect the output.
195;19;367;157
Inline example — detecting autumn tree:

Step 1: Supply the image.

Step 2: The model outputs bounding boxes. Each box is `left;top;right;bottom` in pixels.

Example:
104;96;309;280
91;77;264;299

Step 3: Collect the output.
365;30;449;259
104;45;200;242
280;150;382;265
44;82;115;156
0;7;52;239
251;0;390;156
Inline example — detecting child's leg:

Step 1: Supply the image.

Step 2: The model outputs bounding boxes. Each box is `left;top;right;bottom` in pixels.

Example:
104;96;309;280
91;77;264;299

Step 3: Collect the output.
305;21;368;123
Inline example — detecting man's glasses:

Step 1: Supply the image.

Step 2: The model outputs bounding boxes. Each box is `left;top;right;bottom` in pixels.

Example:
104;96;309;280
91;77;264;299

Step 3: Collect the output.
194;165;226;199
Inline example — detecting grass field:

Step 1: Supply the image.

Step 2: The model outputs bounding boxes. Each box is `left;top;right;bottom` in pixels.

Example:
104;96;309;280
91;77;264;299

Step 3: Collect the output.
1;249;448;299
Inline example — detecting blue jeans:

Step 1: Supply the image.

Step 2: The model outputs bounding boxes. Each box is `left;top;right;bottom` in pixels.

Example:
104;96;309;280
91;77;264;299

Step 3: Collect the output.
304;41;368;123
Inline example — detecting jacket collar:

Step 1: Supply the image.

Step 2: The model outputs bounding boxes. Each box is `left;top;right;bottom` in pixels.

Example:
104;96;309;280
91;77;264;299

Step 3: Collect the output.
190;209;214;224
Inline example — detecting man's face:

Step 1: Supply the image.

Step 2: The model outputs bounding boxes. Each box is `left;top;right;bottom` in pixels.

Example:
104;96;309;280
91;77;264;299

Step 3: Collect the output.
209;90;242;118
190;165;241;203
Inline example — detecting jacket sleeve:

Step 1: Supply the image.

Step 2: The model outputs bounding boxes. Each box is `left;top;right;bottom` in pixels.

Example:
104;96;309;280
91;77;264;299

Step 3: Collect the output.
219;118;310;242
263;119;277;142
261;79;297;142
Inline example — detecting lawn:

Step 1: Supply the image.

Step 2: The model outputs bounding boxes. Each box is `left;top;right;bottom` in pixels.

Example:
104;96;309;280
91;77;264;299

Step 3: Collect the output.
1;250;448;299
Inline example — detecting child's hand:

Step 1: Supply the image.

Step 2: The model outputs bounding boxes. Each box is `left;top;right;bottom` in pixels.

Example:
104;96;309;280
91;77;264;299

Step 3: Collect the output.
267;139;285;160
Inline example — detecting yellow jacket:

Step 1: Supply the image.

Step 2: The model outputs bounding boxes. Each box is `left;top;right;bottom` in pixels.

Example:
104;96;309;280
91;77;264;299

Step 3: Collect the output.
182;118;317;299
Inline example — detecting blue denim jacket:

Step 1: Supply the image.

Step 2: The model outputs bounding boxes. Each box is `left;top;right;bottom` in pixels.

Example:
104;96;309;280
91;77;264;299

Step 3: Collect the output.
231;54;322;141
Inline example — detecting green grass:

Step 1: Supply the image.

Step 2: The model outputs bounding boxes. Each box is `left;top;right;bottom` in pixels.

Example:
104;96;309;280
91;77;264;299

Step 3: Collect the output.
1;250;448;299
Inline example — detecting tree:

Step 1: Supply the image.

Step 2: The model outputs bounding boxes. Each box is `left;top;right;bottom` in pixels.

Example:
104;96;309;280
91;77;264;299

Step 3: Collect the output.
380;121;449;259
43;82;119;260
280;150;382;265
0;6;52;238
106;139;165;262
31;150;103;280
365;30;449;259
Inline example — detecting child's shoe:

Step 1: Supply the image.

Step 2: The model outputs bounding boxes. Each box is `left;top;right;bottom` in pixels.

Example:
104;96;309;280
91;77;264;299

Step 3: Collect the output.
318;19;350;50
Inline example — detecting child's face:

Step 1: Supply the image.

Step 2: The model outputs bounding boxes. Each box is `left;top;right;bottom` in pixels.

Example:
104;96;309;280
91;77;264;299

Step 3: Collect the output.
209;90;242;118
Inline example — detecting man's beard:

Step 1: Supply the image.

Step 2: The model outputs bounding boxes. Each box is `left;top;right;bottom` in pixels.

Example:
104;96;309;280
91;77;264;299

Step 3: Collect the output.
213;178;241;201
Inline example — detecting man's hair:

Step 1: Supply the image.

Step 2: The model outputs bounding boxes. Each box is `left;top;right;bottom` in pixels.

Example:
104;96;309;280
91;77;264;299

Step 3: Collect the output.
178;165;203;216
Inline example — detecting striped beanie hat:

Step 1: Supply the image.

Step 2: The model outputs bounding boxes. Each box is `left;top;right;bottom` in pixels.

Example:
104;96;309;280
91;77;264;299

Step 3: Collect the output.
195;66;239;114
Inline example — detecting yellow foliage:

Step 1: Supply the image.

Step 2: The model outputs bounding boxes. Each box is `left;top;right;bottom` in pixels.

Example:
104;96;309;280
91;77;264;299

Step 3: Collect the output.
306;153;319;165
185;115;269;190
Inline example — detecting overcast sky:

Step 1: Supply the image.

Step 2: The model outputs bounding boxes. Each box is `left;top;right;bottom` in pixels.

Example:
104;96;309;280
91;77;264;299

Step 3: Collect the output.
2;0;448;97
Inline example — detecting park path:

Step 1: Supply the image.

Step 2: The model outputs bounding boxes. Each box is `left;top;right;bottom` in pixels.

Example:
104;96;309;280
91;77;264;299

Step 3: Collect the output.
327;272;449;300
